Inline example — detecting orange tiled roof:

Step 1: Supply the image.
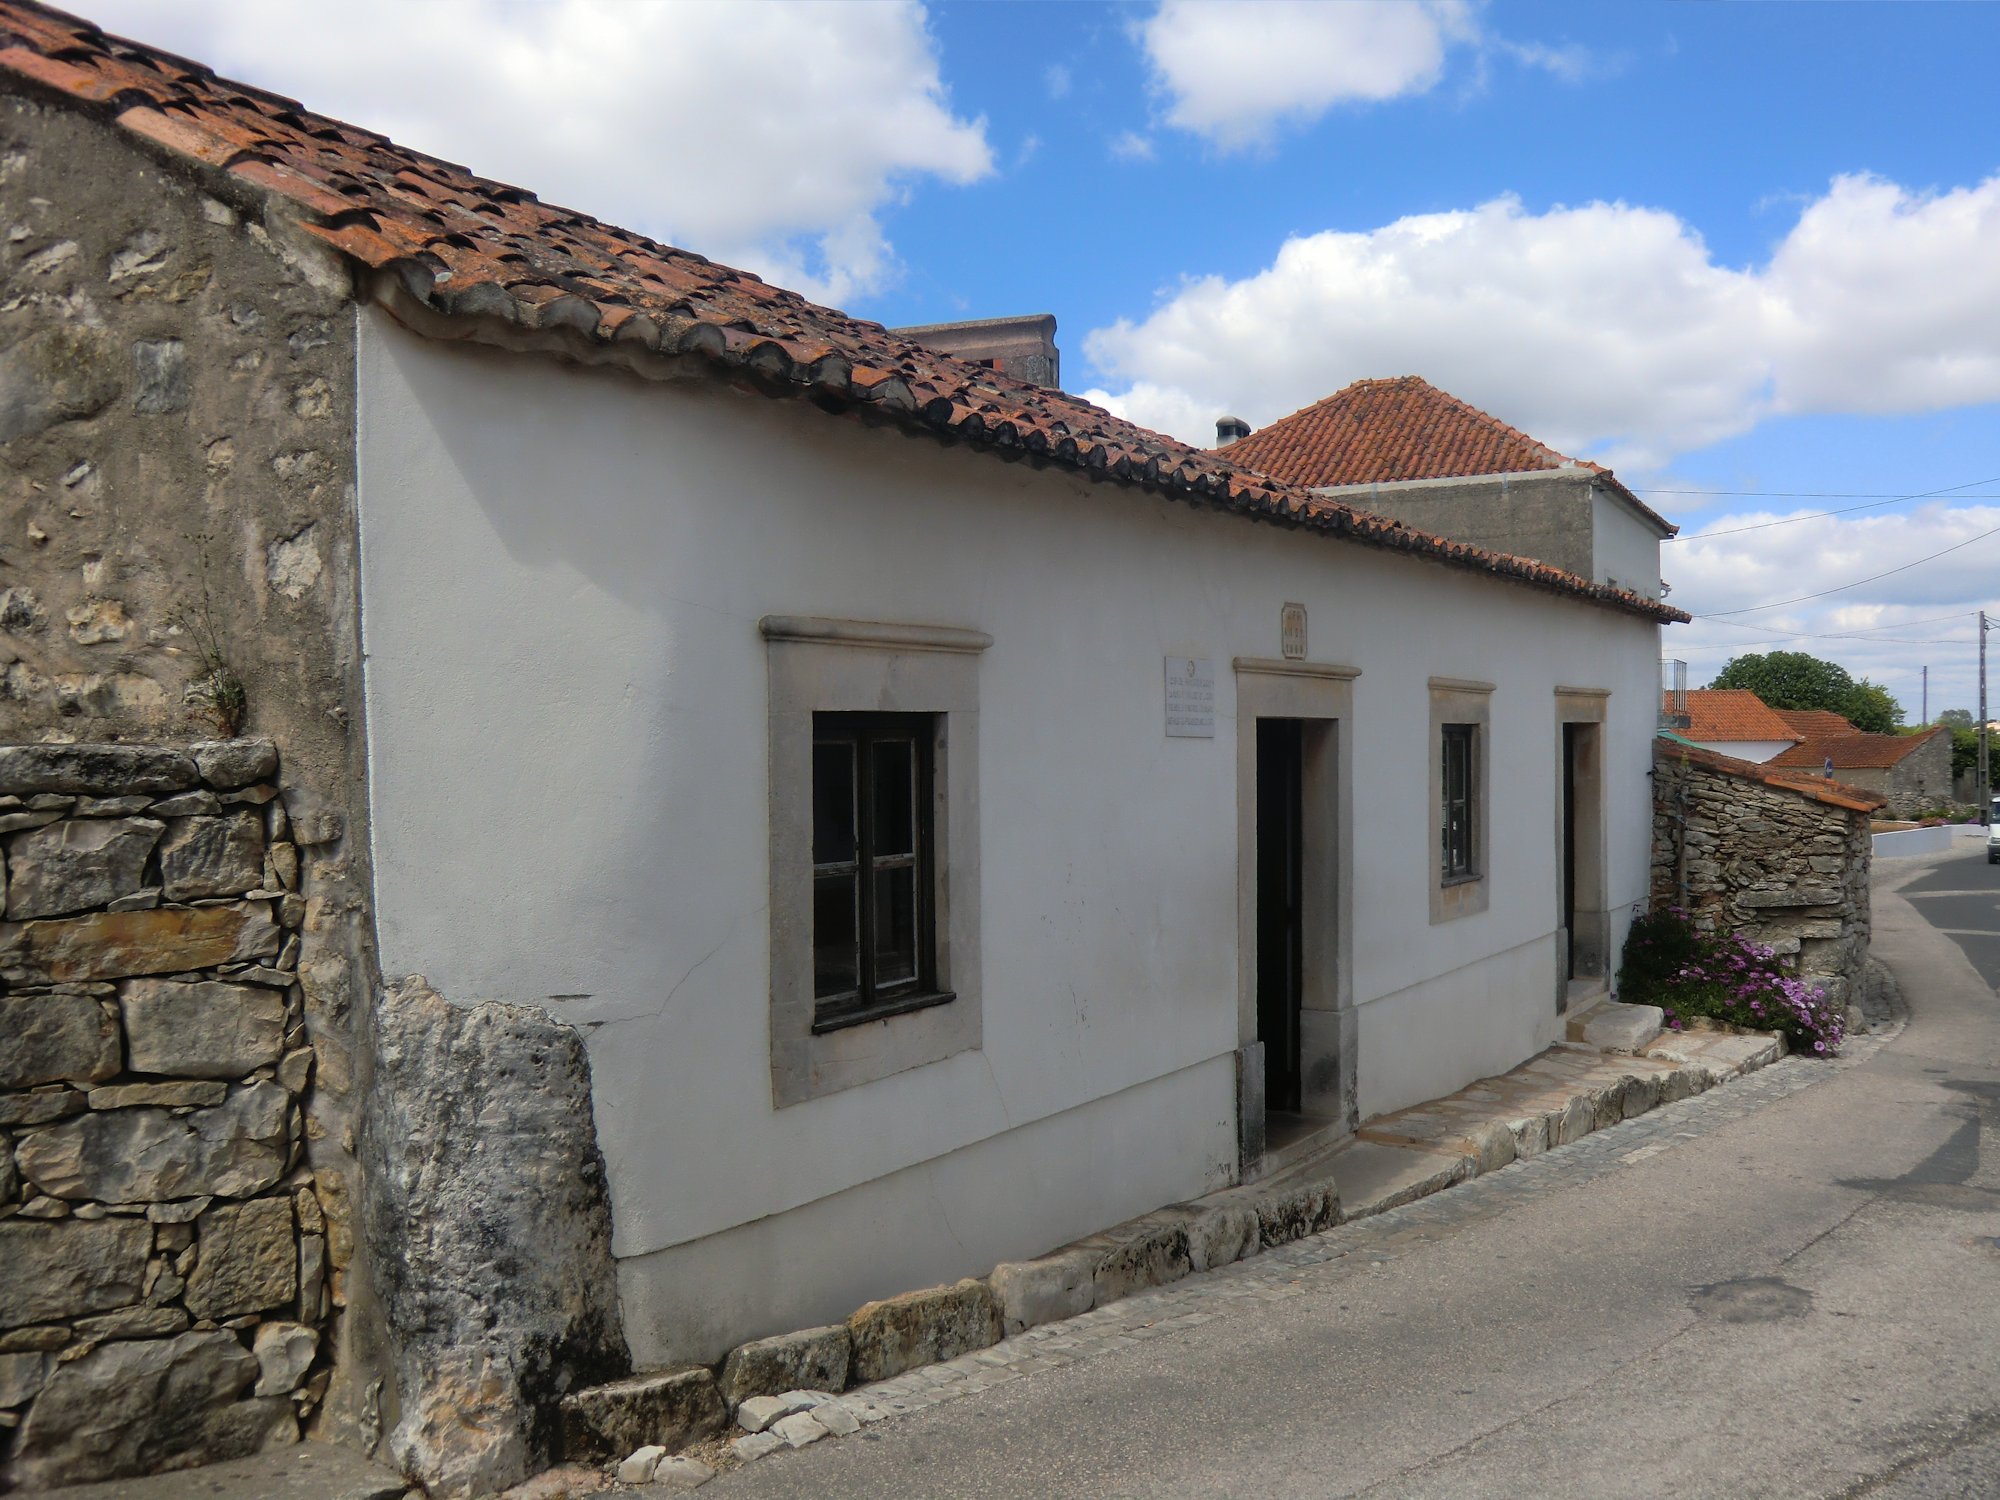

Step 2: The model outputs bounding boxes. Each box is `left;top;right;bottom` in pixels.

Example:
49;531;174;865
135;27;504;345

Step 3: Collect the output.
1655;738;1885;814
1772;708;1860;741
1770;722;1949;772
0;2;1689;626
1671;689;1803;746
1225;376;1676;536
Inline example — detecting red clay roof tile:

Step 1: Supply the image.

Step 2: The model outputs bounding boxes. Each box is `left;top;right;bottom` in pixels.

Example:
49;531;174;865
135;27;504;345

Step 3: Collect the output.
1655;738;1886;813
1768;721;1947;771
0;1;1688;625
1227;376;1676;536
1669;689;1803;746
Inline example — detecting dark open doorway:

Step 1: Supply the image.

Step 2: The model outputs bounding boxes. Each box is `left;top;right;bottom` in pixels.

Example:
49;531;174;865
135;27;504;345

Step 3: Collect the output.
1563;722;1580;980
1256;718;1304;1114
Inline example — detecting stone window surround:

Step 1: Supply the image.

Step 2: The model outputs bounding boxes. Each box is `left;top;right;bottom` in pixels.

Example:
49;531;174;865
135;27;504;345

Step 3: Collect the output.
762;615;987;1109
1429;677;1494;924
1232;656;1359;1166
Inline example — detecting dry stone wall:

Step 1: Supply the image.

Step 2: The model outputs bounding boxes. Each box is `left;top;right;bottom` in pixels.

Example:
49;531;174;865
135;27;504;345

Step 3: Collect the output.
1650;742;1873;1007
0;739;333;1490
0;93;388;1456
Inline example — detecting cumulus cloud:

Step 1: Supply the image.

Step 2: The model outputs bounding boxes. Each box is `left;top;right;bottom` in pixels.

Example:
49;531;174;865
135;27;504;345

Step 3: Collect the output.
1110;131;1158;163
1138;0;1476;150
84;0;992;306
1665;504;2000;717
1083;173;2000;473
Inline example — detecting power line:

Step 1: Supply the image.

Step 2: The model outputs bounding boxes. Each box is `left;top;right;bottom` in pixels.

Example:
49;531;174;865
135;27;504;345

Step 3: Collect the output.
1693;521;2000;616
1664;474;2000;542
1693;610;1977;642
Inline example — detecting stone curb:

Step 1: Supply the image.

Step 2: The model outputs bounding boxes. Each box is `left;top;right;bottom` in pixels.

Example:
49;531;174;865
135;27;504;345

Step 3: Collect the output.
563;1024;1814;1480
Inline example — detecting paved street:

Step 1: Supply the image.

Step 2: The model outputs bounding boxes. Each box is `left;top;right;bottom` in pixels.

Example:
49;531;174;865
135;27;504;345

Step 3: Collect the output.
710;845;2000;1499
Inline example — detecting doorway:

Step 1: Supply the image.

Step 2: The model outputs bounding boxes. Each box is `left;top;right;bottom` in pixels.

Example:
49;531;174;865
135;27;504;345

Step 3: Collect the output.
1256;718;1304;1114
1558;717;1606;996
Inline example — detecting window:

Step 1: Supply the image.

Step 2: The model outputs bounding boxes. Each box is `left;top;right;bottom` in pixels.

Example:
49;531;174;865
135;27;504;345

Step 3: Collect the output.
1428;677;1492;923
762;614;986;1107
1441;723;1477;880
811;712;949;1030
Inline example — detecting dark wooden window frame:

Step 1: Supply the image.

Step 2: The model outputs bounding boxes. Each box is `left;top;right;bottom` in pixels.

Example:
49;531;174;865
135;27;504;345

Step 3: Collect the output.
1441;722;1479;882
811;710;952;1033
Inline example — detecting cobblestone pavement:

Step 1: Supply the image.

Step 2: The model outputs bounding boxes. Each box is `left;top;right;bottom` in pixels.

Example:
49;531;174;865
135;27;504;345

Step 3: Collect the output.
713;1019;1898;1477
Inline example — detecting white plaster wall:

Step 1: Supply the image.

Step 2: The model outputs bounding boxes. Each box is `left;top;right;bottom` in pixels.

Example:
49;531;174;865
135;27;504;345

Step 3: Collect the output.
356;312;1666;1363
1685;737;1795;764
1593;487;1667;598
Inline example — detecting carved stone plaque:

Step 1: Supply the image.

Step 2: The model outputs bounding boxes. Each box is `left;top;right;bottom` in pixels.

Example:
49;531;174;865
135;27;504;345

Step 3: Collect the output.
1281;602;1307;660
1165;657;1215;738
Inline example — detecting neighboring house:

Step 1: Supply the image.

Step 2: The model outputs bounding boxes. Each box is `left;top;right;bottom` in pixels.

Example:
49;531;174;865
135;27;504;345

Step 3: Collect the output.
1769;712;1952;818
1217;376;1679;599
0;4;1687;1490
1668;689;1805;763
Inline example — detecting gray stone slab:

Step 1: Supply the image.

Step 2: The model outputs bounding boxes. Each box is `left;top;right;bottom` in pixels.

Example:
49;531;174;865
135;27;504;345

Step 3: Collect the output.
1331;1140;1470;1221
1576;1000;1665;1054
29;1442;405;1500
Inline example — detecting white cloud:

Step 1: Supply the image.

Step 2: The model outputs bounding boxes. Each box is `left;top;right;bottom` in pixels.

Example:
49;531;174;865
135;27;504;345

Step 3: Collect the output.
84;0;992;306
1084;173;2000;473
1138;0;1476;150
1665;504;2000;718
1109;130;1158;163
1045;63;1072;100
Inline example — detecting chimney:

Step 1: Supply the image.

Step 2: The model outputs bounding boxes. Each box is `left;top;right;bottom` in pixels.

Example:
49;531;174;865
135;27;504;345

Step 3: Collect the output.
891;314;1060;388
1216;415;1251;448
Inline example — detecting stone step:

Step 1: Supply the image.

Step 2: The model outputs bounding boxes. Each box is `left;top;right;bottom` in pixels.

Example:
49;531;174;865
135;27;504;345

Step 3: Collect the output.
1565;998;1665;1053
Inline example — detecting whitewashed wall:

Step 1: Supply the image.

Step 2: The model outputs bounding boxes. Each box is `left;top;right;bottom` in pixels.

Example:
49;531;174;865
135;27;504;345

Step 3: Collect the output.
1684;737;1796;764
355;313;1663;1365
1592;486;1668;599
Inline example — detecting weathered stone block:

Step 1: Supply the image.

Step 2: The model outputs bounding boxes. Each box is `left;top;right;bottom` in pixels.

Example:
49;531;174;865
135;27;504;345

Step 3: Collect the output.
0;1332;288;1489
87;1079;229;1109
16;1080;290;1201
1254;1178;1340;1246
123;977;286;1077
990;1245;1100;1335
1459;1120;1517;1176
1620;1073;1663;1119
0;1217;150;1327
0;1349;49;1408
158;811;265;901
0;900;280;983
186;1196;297;1319
1092;1217;1192;1306
0;992;119;1087
559;1366;726;1459
1181;1203;1260;1271
1508;1115;1550;1158
5;817;164;919
847;1278;1003;1384
251;1320;318;1396
0;323;123;443
131;338;190;414
366;980;628;1494
193;738;278;790
72;1306;189;1340
0;743;197;797
1548;1095;1594;1148
718;1324;850;1408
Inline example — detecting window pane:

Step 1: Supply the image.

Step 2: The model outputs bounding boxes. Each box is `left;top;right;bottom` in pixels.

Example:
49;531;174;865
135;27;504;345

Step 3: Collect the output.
813;740;855;866
813;872;858;999
872;738;916;857
873;863;917;988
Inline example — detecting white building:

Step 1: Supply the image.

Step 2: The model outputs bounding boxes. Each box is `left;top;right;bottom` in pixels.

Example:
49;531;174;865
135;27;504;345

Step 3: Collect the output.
1;0;1687;1417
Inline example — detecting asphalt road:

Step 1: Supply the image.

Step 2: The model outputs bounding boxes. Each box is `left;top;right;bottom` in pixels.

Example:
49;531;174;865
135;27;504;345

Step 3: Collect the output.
1899;842;2000;989
711;845;2000;1500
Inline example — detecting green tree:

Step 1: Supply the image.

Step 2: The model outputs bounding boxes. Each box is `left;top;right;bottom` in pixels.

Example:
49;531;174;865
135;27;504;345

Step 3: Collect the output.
1708;650;1902;731
1846;678;1903;734
1938;708;1975;729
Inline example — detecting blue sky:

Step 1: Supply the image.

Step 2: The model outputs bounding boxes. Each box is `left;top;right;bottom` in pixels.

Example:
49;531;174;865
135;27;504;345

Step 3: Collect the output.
85;0;2000;719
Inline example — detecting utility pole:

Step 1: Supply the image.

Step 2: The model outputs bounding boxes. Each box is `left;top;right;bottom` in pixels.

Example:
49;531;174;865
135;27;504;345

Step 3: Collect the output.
1982;612;1991;821
1922;665;1928;725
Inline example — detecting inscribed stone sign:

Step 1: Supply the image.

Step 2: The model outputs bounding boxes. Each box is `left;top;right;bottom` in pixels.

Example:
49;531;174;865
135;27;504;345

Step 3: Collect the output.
1164;658;1215;738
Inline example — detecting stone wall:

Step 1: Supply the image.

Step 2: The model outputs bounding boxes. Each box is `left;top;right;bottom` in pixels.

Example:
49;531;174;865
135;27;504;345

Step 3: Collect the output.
1649;739;1875;1007
0;93;388;1452
1881;730;1953;817
0;740;333;1489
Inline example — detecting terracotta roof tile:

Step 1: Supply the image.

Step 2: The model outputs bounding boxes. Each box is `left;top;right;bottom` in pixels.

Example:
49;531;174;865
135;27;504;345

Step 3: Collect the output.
0;1;1689;625
1669;689;1803;746
1226;376;1676;536
1769;722;1948;771
1655;737;1886;813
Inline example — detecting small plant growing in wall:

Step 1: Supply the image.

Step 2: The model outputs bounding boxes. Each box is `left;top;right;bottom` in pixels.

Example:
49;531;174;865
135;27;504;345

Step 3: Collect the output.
168;531;248;737
1619;906;1846;1057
